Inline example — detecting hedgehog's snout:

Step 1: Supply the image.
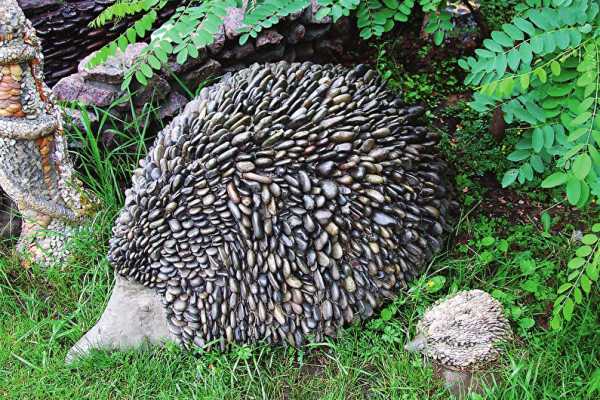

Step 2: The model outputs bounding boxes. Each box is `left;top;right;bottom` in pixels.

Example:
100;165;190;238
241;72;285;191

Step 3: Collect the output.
405;333;427;353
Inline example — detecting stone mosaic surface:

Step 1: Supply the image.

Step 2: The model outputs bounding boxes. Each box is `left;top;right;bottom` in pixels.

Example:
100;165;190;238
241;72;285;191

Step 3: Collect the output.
107;62;454;349
0;0;94;264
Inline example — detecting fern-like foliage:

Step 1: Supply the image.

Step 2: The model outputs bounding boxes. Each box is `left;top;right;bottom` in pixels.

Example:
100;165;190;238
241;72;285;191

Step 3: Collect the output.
87;0;168;68
239;0;309;45
316;0;361;22
90;0;162;28
344;0;451;41
89;0;449;87
122;0;235;88
422;2;453;45
463;0;599;206
554;224;600;329
463;0;600;330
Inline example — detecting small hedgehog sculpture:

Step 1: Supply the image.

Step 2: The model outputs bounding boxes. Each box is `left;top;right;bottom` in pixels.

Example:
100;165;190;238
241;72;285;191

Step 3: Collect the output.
70;62;454;359
406;290;512;398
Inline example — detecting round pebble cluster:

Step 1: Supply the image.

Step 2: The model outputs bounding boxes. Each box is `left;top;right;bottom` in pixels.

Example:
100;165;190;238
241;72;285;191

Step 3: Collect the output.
109;62;454;349
0;64;26;117
0;1;37;119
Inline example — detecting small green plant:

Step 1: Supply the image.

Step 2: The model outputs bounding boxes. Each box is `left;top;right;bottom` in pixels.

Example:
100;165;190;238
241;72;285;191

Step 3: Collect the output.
451;217;569;335
375;43;463;107
64;93;158;212
550;222;600;329
369;303;406;345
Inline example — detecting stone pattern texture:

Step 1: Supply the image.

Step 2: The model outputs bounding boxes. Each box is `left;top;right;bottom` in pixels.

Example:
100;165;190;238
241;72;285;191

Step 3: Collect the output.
405;289;512;398
96;62;454;351
407;289;512;370
18;0;180;86
0;0;95;264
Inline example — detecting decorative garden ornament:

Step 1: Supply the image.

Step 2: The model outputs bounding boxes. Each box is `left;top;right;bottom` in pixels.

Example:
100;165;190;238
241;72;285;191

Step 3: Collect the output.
0;0;95;264
406;289;512;398
69;62;455;361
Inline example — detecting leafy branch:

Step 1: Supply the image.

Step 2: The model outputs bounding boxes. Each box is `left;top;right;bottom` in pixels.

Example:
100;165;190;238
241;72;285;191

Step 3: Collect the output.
551;223;600;329
90;0;164;28
122;0;234;88
463;0;600;329
86;0;169;68
462;0;600;205
90;0;450;87
239;0;309;45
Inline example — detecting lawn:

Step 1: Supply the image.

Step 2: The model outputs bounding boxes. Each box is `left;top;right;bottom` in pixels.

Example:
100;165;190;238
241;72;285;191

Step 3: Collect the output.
1;177;598;399
1;3;600;399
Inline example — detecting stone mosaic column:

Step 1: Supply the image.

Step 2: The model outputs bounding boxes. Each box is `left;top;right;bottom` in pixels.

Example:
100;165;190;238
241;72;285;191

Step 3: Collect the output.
0;0;95;265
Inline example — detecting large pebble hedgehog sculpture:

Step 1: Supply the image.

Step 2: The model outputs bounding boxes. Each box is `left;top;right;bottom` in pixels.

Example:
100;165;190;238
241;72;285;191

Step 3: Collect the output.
80;62;454;355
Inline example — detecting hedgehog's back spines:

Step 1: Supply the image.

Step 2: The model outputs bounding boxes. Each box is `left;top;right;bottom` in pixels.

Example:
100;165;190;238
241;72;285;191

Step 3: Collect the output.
108;62;453;349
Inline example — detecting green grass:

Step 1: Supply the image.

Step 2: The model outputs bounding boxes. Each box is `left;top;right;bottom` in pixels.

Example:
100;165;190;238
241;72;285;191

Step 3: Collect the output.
1;206;599;399
1;112;598;398
2;7;600;397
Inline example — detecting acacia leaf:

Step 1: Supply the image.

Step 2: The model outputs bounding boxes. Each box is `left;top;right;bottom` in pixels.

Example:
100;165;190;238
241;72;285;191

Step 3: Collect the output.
566;176;581;205
541;172;567;188
572;154;592;180
562;298;574;321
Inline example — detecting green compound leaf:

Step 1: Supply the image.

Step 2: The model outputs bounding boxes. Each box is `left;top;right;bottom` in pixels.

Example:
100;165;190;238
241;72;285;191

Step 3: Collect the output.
582;234;598;245
532;128;544;152
502;169;519;188
572;154;592;180
491;31;514;47
568;257;585;270
503;23;524;41
551;60;561;76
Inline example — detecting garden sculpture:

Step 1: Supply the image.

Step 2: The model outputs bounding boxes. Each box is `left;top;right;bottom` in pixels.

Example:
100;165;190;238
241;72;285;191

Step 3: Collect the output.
0;0;94;264
69;62;454;360
406;289;512;398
